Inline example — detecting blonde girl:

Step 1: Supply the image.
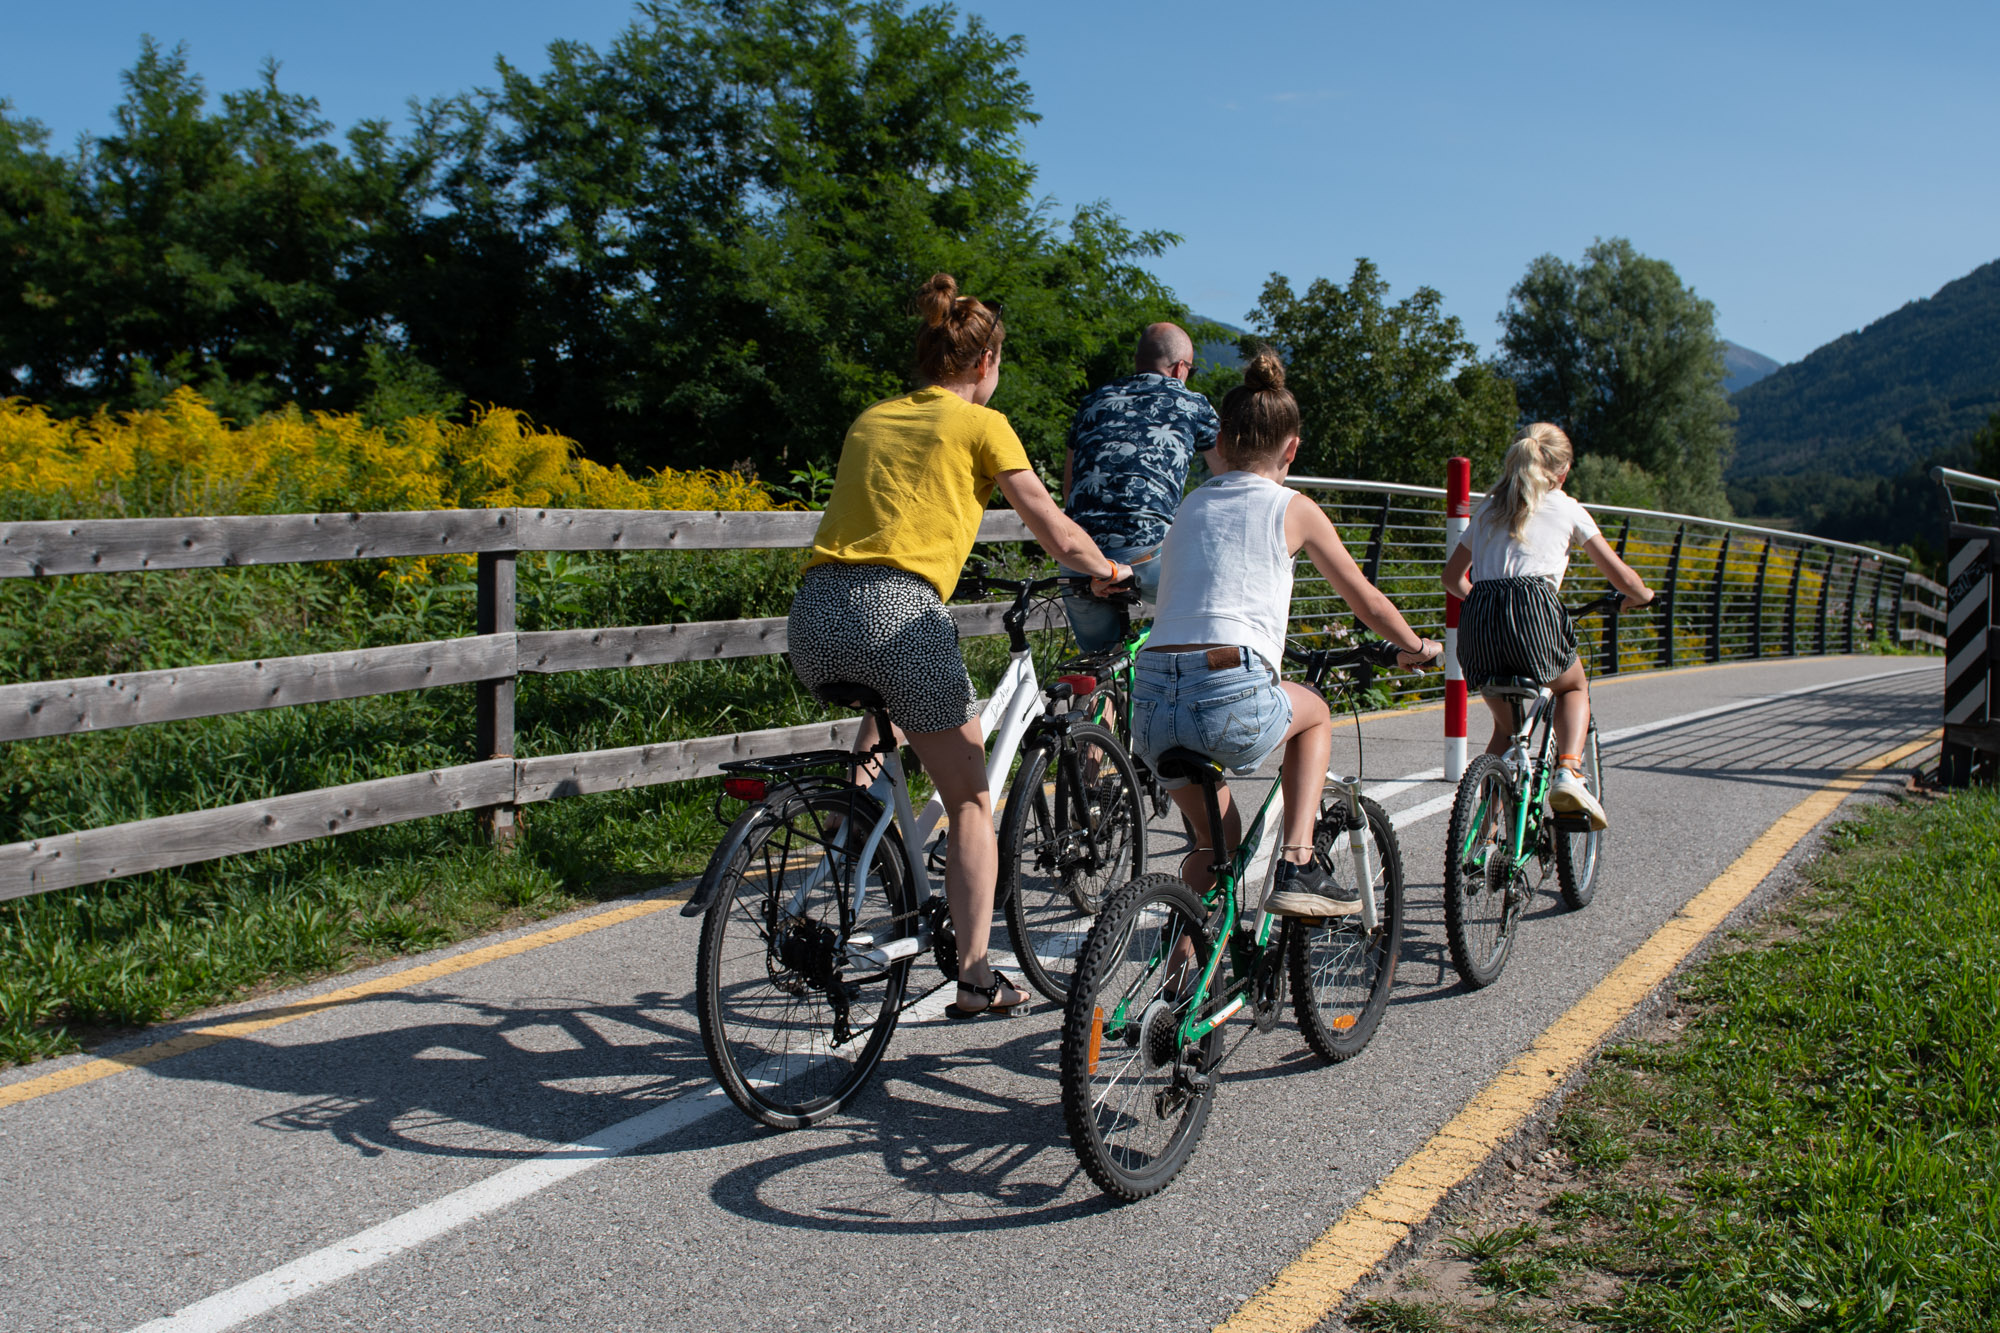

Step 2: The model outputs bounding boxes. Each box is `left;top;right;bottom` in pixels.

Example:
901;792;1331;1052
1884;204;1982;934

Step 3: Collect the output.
1440;423;1653;827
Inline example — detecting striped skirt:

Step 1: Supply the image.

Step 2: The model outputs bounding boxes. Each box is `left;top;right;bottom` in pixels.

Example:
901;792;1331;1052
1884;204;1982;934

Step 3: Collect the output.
1458;576;1577;691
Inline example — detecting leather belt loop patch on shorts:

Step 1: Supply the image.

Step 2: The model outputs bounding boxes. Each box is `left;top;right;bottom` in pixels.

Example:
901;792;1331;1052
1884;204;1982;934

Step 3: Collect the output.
1204;646;1243;671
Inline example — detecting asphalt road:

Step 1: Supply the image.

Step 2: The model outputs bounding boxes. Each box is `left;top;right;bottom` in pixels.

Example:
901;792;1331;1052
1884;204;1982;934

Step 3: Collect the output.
0;655;1942;1333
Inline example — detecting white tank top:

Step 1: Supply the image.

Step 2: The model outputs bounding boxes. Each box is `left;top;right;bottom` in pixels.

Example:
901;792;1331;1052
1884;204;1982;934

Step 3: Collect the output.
1150;471;1296;673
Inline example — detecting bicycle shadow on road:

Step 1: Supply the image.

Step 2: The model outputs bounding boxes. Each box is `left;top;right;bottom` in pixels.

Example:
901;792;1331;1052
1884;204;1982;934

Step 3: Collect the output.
140;988;767;1161
702;1022;1117;1234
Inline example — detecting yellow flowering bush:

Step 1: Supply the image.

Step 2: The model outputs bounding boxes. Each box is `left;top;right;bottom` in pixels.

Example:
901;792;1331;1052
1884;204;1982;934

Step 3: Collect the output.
0;389;779;518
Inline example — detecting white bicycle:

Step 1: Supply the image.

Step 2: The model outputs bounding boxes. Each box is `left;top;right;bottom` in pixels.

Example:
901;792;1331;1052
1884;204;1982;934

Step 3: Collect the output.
684;570;1148;1129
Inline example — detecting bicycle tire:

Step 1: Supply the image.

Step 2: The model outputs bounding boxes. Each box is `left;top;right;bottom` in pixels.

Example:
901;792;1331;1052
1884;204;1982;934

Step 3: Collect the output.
1060;873;1217;1202
1290;794;1404;1061
1555;723;1604;911
695;783;915;1129
1442;753;1522;989
1001;722;1147;1004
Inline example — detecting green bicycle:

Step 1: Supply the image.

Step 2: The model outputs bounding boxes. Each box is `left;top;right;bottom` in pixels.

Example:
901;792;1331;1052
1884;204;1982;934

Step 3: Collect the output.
1058;640;1407;1202
1441;594;1620;989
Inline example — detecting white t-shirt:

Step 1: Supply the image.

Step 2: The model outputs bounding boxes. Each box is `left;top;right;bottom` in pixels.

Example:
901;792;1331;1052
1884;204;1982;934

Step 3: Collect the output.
1458;490;1601;586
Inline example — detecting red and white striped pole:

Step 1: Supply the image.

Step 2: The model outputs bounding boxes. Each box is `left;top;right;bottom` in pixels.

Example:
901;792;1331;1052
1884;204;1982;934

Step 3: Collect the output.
1444;456;1471;782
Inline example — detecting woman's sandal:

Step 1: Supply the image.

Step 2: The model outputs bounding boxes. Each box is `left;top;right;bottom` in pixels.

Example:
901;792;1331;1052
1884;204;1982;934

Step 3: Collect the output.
944;969;1024;1019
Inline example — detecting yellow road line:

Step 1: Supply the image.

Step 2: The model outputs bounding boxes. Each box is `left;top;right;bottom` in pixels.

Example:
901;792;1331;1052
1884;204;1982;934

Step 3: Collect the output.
0;894;686;1112
1215;728;1942;1333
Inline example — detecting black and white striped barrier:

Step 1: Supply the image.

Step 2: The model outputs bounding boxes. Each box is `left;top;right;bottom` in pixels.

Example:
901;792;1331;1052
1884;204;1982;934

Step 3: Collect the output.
1934;466;2000;786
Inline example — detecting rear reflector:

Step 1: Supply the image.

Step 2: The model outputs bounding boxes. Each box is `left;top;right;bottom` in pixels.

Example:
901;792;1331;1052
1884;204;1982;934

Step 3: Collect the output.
1057;674;1098;696
722;777;767;802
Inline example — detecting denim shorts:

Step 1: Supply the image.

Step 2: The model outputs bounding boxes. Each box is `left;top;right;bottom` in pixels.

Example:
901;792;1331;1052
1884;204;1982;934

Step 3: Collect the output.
1131;649;1293;790
1058;542;1161;654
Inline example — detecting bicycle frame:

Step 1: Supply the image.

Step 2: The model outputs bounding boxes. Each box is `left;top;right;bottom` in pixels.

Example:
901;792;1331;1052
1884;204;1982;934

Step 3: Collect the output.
1463;686;1560;877
780;594;1052;949
1166;762;1383;1049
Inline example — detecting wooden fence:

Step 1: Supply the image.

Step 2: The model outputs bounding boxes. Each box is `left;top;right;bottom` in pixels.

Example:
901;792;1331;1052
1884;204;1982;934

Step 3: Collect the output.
0;493;1947;901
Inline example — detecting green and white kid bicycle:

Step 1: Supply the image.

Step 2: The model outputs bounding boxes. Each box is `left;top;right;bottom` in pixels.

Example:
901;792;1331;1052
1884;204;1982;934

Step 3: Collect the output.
1441;593;1621;988
1058;639;1408;1201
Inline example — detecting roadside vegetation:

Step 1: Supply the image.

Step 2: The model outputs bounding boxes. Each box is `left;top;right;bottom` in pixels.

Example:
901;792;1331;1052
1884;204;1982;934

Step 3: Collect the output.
1352;786;2000;1332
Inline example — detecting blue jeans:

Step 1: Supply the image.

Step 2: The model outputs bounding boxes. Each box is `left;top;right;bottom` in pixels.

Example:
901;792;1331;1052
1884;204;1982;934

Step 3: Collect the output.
1059;542;1162;654
1132;649;1294;790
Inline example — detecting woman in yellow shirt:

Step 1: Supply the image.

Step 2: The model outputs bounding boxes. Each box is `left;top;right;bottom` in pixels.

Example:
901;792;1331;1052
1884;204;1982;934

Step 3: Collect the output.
790;273;1128;1017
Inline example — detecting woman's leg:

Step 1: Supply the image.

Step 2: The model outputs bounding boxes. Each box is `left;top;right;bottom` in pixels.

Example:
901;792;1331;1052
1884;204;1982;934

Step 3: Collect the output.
1277;682;1333;864
905;718;1024;1010
1547;658;1591;762
1170;782;1238;895
1484;695;1513;755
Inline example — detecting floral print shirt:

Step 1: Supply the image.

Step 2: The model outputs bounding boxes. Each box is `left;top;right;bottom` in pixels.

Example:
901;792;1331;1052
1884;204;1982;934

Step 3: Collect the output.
1063;373;1221;548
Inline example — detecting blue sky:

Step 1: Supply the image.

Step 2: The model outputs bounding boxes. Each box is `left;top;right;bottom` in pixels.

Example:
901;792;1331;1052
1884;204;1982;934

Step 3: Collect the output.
6;1;1996;364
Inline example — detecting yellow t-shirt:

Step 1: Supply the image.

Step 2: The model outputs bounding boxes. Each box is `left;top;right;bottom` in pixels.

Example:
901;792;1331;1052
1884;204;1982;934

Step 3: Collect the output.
805;388;1032;600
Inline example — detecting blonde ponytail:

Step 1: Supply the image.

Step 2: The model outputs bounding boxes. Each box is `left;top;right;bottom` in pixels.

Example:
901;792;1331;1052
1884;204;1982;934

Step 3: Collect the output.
1484;423;1574;542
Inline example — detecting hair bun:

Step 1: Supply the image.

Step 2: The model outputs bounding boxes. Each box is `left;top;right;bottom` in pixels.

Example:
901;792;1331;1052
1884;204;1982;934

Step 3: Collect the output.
916;273;959;327
1242;346;1287;393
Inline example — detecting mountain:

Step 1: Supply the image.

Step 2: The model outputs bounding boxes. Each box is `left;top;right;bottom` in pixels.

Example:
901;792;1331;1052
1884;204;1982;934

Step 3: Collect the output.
1721;340;1781;394
1193;316;1248;372
1729;258;2000;479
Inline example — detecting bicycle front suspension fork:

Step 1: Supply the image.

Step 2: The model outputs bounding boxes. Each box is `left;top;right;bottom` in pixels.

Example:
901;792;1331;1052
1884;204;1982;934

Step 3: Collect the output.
1330;773;1381;933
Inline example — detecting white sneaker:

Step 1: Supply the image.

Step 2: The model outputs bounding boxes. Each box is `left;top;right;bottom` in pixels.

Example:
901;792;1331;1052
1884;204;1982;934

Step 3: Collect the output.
1549;768;1608;830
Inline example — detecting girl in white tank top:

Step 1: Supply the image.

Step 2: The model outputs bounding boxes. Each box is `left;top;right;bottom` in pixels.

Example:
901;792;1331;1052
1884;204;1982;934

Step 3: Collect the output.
1135;350;1441;918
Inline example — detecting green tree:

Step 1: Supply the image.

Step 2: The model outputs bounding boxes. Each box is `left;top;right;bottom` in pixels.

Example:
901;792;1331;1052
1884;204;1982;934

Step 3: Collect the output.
0;41;442;421
402;0;1184;475
1239;260;1516;487
1498;237;1734;515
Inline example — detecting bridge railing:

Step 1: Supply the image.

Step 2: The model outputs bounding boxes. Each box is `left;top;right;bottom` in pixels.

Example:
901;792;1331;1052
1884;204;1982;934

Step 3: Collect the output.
0;485;1944;900
1286;476;1941;704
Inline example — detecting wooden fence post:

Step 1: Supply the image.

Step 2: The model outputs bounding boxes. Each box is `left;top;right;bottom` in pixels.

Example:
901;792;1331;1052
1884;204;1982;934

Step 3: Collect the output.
476;550;519;846
1752;540;1771;657
1660;524;1685;669
1707;531;1730;662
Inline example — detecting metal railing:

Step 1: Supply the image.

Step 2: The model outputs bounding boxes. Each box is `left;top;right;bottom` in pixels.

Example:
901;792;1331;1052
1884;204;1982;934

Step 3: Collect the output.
1286;476;1944;704
0;482;1947;898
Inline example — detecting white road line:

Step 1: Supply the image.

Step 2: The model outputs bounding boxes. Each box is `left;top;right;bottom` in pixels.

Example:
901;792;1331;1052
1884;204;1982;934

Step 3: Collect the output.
127;660;1940;1333
1369;663;1939;832
128;1084;734;1333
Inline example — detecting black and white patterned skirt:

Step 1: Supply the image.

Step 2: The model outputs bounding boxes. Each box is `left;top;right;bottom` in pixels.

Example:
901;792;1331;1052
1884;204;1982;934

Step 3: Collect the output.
787;562;978;735
1458;576;1578;692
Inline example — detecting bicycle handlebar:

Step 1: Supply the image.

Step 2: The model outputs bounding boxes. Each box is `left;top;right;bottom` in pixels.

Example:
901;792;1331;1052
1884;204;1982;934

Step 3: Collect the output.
1283;638;1404;683
1568;592;1626;620
1059;573;1143;606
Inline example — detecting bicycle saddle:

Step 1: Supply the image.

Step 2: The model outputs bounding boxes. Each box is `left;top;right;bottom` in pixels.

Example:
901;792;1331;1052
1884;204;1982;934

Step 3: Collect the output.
813;680;889;711
1154;747;1226;786
1479;676;1545;699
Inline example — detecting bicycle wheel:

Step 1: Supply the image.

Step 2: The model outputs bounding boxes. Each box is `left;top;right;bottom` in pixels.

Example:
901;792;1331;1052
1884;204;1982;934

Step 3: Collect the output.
696;783;915;1129
1555;723;1604;911
1001;722;1147;1004
1291;794;1404;1061
1443;753;1523;989
1060;873;1217;1202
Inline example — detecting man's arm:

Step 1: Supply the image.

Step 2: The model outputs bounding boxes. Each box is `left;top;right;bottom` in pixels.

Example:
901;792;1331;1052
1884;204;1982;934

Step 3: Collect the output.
1062;448;1074;505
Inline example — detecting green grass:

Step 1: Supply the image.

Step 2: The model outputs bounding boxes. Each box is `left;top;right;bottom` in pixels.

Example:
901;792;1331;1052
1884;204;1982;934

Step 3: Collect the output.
0;543;1063;1066
1358;787;2000;1331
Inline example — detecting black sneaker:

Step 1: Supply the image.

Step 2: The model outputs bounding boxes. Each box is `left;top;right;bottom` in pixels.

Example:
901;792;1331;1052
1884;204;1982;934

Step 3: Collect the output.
1264;858;1362;918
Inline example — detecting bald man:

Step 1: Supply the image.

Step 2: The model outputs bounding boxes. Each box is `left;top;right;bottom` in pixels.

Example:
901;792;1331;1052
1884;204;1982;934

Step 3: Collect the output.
1059;322;1222;652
